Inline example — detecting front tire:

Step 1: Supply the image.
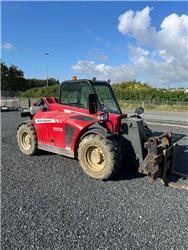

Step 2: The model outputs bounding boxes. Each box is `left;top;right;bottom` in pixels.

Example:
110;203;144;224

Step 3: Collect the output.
78;134;120;180
17;123;37;155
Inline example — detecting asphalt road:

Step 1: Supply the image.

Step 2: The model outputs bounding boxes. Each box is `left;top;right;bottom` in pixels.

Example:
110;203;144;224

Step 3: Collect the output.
126;110;188;126
1;112;188;249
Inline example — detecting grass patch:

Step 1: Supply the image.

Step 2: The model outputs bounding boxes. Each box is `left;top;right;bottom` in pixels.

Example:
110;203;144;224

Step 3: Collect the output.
119;100;188;112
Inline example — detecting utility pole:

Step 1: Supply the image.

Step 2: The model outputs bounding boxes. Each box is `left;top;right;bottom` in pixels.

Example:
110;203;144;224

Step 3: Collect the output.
44;53;49;87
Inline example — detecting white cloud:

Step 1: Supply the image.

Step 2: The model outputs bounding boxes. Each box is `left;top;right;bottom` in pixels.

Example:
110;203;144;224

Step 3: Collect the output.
129;45;188;86
118;7;188;86
72;7;188;87
72;60;136;83
2;42;15;50
118;7;156;45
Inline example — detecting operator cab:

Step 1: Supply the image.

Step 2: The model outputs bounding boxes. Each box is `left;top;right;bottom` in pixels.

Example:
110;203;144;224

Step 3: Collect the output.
59;77;122;115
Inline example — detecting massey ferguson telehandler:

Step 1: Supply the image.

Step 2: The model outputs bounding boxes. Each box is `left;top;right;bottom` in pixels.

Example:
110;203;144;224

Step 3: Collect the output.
17;77;176;183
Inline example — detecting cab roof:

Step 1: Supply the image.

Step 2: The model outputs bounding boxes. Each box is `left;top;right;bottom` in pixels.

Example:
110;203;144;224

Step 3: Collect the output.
61;79;109;85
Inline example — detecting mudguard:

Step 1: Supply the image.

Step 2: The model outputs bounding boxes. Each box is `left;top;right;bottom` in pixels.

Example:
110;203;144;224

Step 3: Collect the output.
17;120;33;130
73;122;111;156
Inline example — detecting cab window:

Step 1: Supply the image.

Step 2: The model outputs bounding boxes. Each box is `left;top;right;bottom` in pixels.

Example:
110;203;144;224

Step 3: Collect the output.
60;82;91;109
93;83;121;114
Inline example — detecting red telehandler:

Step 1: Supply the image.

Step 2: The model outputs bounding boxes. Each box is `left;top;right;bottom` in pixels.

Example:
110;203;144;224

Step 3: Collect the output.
17;77;176;183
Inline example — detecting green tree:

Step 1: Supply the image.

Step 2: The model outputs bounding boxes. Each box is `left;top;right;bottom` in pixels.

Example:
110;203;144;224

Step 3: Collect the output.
1;61;10;90
1;61;27;91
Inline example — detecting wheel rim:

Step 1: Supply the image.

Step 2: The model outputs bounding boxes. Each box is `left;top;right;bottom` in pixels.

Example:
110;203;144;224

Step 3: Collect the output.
20;131;32;150
85;146;105;172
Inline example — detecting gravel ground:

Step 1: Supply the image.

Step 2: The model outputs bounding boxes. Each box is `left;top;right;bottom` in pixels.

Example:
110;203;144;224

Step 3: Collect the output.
1;112;188;249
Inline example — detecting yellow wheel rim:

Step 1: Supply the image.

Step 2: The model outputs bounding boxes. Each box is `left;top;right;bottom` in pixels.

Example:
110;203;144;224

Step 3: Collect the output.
20;131;32;151
86;146;105;172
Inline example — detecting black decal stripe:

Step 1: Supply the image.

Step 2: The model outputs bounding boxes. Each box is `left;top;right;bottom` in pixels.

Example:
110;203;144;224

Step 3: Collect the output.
65;124;76;147
71;115;95;122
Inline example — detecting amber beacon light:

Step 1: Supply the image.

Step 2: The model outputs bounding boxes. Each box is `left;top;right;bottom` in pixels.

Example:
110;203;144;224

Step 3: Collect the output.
72;76;77;80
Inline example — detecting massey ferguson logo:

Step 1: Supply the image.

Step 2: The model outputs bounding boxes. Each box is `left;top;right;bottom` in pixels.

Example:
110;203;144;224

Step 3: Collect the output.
53;127;63;132
35;118;63;124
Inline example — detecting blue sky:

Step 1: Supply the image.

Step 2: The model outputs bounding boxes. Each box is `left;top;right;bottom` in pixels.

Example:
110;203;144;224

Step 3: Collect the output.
1;1;188;87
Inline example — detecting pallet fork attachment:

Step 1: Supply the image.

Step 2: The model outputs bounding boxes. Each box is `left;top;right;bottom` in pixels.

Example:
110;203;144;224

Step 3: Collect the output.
162;144;188;190
162;143;177;184
138;134;188;190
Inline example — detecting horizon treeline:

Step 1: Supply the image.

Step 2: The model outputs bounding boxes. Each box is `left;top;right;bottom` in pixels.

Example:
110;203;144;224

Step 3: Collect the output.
1;61;59;91
1;61;188;101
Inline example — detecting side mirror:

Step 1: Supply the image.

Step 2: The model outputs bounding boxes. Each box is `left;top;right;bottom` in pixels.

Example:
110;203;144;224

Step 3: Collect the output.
88;93;97;114
135;107;144;115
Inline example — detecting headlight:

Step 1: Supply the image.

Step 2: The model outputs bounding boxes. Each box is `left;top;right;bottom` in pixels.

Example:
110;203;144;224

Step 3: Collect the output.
97;112;109;122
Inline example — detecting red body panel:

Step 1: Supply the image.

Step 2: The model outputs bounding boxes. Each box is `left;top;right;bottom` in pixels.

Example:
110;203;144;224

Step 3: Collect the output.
32;97;121;157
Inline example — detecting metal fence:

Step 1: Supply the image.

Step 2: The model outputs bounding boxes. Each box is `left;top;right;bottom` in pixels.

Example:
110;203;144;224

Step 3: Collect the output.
0;97;38;110
120;100;188;105
118;100;188;111
0;91;37;110
1;91;188;111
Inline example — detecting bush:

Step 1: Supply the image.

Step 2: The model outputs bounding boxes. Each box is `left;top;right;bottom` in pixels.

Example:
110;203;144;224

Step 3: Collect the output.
112;81;188;102
20;84;59;98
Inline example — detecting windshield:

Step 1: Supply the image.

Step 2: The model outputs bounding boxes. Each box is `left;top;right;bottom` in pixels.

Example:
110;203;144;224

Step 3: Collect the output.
93;83;121;114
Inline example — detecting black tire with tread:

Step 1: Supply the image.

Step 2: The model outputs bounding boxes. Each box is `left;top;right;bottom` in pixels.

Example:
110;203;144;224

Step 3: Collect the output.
78;134;121;180
17;123;38;155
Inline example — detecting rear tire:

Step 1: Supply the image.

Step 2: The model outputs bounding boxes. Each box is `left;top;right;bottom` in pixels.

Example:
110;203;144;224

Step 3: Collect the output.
78;134;120;180
17;123;37;155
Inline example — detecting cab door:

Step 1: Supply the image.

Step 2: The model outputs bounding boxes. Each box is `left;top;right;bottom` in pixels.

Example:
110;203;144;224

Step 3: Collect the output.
60;81;92;115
